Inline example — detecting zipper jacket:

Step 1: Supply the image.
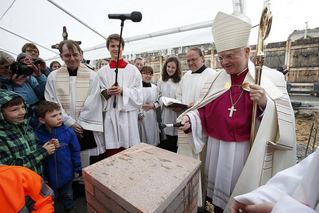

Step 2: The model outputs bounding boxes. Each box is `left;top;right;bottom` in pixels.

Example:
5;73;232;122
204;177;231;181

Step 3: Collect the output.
35;124;81;190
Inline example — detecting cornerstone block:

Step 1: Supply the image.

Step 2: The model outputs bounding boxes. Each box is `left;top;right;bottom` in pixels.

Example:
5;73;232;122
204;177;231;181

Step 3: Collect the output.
83;143;201;213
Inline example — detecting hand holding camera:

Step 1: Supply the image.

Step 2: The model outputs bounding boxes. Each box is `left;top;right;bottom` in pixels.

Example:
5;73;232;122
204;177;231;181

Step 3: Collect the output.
11;74;28;86
10;55;45;77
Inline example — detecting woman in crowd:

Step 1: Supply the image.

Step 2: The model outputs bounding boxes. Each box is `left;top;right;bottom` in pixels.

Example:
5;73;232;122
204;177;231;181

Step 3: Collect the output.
157;56;182;152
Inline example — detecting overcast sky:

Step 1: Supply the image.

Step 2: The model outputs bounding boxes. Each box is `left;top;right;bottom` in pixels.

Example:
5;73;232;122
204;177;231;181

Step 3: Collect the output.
0;0;318;61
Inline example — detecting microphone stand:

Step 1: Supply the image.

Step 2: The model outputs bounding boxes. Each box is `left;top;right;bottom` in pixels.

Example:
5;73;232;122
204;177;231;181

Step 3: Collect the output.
113;20;124;108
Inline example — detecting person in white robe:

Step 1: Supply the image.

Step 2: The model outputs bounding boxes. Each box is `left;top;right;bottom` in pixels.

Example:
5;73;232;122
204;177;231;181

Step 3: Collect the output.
175;47;216;158
138;66;160;146
157;56;182;152
178;12;296;212
45;40;105;168
98;34;142;156
231;148;319;213
176;47;216;208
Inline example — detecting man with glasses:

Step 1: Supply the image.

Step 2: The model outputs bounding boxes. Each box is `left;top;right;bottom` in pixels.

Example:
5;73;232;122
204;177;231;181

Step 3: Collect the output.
175;47;216;208
176;47;216;109
22;43;51;76
178;12;296;212
45;40;105;168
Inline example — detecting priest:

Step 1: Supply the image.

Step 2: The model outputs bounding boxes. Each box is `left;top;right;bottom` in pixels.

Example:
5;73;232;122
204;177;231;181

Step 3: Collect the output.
177;11;296;213
175;47;216;157
175;47;216;208
45;40;105;167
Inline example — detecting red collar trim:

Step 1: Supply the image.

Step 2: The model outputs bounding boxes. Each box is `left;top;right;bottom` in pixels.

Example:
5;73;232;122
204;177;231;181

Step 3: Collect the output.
109;59;128;69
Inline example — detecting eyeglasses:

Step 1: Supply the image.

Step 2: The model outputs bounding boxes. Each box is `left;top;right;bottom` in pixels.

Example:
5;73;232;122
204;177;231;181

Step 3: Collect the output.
62;53;81;59
25;48;38;54
186;57;201;63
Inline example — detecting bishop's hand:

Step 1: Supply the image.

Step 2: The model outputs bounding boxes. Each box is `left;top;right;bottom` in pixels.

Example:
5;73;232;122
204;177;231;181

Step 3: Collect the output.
249;84;267;108
179;115;191;132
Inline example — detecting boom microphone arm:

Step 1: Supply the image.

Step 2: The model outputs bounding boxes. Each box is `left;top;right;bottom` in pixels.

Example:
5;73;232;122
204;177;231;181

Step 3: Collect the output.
108;11;142;108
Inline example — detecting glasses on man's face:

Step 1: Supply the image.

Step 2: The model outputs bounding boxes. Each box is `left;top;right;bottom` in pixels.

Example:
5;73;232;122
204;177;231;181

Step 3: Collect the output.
62;52;80;59
26;48;38;54
187;57;200;64
217;49;243;62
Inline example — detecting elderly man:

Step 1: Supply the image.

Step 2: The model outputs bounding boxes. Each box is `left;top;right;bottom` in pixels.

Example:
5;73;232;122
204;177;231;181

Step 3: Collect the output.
178;12;296;212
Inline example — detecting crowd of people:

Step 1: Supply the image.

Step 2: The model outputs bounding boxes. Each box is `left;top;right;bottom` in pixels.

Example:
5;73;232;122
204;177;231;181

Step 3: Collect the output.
0;10;317;213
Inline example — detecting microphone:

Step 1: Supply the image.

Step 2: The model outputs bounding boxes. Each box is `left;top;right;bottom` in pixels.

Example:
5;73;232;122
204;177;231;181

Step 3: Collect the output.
108;11;142;22
160;122;183;129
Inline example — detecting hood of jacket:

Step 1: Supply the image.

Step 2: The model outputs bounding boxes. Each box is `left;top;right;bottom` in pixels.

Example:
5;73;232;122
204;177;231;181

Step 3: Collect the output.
0;89;28;130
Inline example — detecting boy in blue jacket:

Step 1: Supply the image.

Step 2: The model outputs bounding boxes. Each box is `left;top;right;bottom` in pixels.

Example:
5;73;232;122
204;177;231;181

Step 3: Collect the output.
35;101;81;212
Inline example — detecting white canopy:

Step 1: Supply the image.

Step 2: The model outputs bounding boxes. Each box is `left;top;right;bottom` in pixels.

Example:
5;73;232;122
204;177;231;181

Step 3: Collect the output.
1;0;318;62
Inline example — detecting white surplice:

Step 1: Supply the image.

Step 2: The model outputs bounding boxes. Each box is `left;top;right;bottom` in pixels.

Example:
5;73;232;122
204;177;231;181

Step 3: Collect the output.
176;67;216;207
157;79;180;136
139;84;160;146
97;63;143;149
235;148;319;213
45;65;105;167
176;67;216;156
176;68;216;105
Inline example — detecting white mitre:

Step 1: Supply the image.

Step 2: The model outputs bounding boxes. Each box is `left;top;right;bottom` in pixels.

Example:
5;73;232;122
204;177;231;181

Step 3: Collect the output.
212;12;252;53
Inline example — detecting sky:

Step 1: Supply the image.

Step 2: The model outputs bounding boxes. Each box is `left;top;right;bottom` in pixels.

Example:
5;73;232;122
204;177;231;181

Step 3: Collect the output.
0;0;319;62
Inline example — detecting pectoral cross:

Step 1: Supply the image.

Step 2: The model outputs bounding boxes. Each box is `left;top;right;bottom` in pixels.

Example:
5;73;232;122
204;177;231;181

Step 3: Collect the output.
228;105;237;117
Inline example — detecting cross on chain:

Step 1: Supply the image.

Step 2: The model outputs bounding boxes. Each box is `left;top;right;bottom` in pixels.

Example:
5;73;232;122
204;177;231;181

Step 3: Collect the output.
228;105;237;117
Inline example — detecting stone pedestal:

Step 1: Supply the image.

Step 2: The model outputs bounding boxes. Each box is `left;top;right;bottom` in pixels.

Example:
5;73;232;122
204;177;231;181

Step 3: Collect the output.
83;143;201;213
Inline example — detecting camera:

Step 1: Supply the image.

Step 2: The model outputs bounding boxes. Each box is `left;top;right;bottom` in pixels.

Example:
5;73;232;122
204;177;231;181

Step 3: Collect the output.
10;62;33;76
32;58;42;66
9;58;42;76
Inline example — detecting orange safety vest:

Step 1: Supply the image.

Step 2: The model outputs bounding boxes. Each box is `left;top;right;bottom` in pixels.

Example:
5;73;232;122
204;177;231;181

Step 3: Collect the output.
0;165;54;213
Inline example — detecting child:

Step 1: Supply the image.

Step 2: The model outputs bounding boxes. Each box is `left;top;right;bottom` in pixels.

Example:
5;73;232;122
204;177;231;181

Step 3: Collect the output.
0;89;55;175
157;56;182;152
35;101;82;212
138;66;160;146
